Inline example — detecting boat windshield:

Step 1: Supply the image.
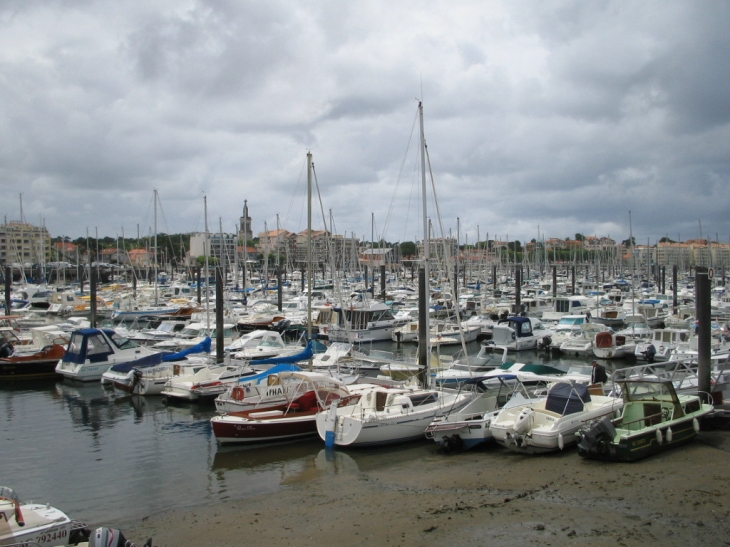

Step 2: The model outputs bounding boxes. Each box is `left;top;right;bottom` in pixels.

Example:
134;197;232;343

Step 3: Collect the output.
620;381;679;404
109;332;140;350
558;317;582;326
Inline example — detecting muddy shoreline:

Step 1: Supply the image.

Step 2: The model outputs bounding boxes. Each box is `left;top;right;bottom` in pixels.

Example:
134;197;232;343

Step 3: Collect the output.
127;428;730;547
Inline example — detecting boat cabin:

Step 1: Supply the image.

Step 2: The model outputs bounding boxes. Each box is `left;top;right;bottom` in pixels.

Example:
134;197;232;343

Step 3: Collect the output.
542;295;592;321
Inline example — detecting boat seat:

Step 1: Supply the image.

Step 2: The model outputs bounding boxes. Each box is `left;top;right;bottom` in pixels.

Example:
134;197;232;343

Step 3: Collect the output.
291;391;318;411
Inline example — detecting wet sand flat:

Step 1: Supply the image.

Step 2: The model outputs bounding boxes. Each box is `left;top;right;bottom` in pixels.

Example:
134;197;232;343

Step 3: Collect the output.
129;429;730;547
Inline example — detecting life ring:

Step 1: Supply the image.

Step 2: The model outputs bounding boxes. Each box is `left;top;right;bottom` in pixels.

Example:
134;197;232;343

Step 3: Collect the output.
231;386;245;401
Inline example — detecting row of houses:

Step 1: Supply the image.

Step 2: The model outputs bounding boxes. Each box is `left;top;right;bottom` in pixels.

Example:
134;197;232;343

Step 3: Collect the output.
3;220;730;270
633;240;730;269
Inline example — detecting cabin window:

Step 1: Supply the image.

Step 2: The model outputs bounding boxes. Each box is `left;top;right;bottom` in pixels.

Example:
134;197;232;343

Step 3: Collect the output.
87;333;114;356
67;333;84;354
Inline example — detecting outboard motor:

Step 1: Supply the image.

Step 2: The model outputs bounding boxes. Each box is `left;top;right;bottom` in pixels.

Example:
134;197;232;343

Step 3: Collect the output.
89;527;153;547
537;335;552;350
513;407;534;435
577;415;616;456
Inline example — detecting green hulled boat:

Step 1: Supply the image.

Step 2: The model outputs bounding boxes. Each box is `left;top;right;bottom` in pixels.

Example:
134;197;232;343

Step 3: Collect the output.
577;379;714;462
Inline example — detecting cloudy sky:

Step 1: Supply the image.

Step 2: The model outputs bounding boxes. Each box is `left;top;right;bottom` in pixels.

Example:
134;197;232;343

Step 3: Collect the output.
1;0;729;248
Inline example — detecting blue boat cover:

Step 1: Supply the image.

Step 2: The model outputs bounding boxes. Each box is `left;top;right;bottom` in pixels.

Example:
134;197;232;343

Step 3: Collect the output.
250;340;314;365
108;352;170;373
108;337;211;373
237;363;301;385
545;381;591;416
161;337;212;361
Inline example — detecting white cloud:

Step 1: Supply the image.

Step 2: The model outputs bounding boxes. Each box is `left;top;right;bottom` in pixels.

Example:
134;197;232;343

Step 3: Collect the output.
0;0;728;248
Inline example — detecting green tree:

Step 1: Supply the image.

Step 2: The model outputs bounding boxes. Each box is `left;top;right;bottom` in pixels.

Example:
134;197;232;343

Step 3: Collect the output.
399;241;417;257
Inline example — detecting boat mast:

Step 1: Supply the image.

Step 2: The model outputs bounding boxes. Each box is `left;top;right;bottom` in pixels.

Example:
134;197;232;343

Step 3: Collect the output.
417;101;430;384
204;195;210;328
154;189;158;305
307;152;313;345
629;210;635;335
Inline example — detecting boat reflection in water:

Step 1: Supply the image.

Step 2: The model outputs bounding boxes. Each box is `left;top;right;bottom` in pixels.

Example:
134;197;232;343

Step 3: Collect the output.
54;381;136;430
0;346;628;532
211;439;430;491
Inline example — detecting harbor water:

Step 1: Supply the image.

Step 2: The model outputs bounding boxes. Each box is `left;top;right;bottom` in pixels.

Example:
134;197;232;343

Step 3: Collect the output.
0;341;626;530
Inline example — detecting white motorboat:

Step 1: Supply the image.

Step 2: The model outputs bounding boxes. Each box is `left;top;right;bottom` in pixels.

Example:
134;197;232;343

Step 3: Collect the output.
152;322;238;351
461;313;496;340
391;319;420;343
425;375;539;451
103;358;210;395
224;329;291;358
592;331;639;360
634;327;691;362
326;301;405;343
316;384;473;447
489;316;554;351
590;305;626;328
126;319;190;346
310;342;353;370
546;314;588;350
489;376;623;454
0;486;90;547
55;328;171;382
559;323;610;356
101;337;212;395
432;345;505;385
161;361;258;401
541;295;594;322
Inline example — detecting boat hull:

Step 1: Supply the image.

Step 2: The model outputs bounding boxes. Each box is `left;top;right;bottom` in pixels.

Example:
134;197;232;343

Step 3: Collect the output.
425;411;499;451
579;419;700;462
317;391;473;447
0;352;65;380
0;497;88;547
211;411;319;444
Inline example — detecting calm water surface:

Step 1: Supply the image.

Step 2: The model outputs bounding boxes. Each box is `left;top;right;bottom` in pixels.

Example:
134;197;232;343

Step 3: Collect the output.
0;341;623;529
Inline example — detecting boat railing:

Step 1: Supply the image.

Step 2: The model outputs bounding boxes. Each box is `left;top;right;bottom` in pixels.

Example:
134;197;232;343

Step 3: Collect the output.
620;410;665;432
613;357;730;394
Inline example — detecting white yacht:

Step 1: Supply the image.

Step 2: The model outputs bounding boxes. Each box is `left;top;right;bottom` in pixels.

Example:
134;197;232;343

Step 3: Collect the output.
326;301;405;343
489;316;554;351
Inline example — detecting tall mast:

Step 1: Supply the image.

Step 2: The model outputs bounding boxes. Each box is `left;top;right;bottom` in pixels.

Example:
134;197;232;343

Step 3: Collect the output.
629;210;636;334
417;101;430;382
276;213;281;269
204;195;210;328
154;189;158;305
307;152;313;344
219;217;225;285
